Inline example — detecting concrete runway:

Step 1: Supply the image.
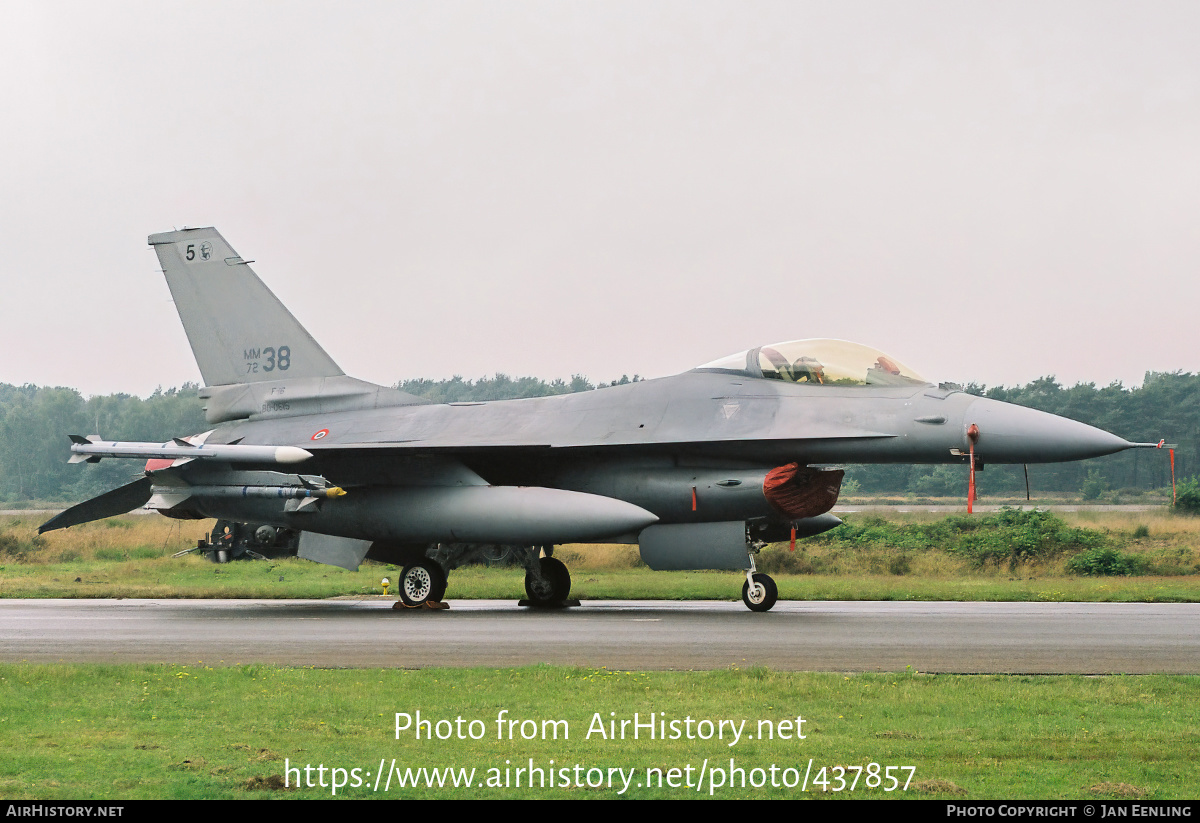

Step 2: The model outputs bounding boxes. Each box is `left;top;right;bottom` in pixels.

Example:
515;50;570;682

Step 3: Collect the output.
2;598;1198;673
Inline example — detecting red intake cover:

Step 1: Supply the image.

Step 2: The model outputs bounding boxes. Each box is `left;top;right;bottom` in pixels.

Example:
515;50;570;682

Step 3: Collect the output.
762;463;844;519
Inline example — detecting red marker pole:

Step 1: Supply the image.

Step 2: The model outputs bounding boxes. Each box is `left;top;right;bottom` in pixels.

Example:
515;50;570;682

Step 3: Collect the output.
1170;448;1176;507
967;442;976;513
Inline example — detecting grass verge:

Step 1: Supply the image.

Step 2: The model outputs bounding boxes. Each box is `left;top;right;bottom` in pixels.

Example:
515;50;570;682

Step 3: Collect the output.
2;509;1200;601
0;663;1196;800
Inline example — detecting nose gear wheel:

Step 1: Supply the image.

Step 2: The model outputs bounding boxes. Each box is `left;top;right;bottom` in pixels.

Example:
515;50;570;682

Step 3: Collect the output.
742;572;778;612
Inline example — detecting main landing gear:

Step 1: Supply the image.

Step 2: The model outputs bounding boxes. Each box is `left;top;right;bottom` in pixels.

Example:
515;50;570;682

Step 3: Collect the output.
384;543;574;610
523;554;572;608
398;561;448;608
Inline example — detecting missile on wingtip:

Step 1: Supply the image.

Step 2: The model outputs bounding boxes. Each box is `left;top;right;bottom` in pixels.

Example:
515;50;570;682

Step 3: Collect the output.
67;436;312;465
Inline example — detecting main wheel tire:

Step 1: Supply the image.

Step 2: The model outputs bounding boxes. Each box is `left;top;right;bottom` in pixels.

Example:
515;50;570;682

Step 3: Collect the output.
741;573;778;612
429;563;448;602
400;562;447;607
524;557;571;607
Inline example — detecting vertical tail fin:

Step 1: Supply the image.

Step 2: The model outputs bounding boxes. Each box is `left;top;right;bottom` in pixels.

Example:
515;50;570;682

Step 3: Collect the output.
148;227;343;387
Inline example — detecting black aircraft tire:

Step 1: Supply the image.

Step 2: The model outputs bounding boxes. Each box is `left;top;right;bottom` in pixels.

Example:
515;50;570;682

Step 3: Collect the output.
400;562;446;607
428;563;448;603
525;557;571;607
741;573;778;612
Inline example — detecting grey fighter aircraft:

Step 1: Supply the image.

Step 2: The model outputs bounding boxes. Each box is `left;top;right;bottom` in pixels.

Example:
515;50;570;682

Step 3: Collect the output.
40;228;1162;611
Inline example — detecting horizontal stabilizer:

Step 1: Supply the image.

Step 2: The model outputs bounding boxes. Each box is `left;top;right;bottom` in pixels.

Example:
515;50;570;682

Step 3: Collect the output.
38;477;154;533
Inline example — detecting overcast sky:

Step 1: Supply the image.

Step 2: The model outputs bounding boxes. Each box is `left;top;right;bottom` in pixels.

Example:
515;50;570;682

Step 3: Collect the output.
2;1;1196;398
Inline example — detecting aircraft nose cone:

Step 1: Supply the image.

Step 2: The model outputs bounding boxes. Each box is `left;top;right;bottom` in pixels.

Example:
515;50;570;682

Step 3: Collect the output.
964;397;1133;463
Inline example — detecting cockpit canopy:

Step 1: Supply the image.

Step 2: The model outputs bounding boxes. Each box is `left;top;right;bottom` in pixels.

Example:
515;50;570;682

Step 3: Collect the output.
694;339;928;387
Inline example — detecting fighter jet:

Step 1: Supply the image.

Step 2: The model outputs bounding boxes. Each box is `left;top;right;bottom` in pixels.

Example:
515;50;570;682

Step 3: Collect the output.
40;228;1161;611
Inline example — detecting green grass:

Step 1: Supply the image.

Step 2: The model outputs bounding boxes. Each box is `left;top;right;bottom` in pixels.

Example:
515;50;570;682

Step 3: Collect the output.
1;663;1196;800
3;556;1200;602
4;508;1200;601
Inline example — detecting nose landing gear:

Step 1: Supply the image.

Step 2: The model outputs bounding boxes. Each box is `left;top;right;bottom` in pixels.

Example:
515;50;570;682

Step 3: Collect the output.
741;539;778;612
742;571;778;612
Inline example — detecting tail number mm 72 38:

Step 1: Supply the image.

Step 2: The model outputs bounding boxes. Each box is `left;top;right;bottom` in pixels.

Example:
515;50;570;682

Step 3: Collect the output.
244;345;292;374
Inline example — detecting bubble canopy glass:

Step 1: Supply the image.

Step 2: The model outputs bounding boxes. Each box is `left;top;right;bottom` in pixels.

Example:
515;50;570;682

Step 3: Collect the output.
694;339;928;387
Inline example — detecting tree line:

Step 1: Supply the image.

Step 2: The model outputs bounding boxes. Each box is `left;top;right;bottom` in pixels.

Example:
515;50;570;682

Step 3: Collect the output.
0;371;1194;504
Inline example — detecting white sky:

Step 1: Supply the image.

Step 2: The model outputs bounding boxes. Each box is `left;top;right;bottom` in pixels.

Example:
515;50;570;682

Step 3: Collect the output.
2;1;1197;398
